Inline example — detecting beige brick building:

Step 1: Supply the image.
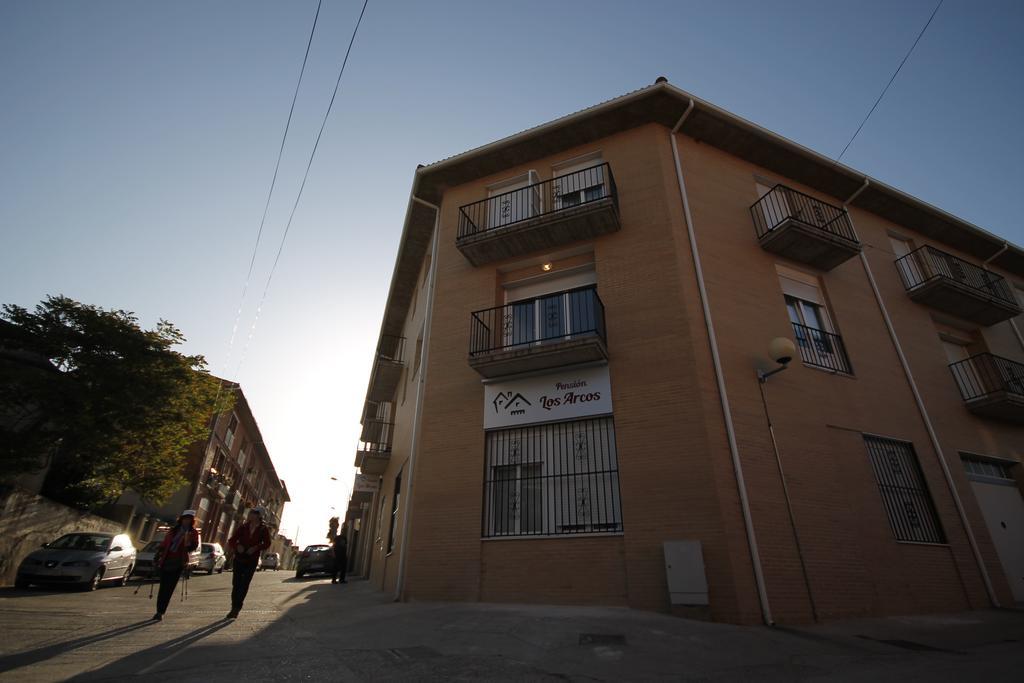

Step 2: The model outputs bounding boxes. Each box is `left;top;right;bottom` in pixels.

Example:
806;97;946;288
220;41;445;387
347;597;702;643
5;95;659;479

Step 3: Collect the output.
345;79;1024;624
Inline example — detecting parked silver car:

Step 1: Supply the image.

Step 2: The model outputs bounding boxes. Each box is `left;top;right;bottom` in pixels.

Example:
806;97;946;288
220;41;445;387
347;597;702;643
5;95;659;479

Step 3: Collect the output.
131;540;162;578
16;532;136;590
260;552;279;571
131;538;202;578
196;543;226;574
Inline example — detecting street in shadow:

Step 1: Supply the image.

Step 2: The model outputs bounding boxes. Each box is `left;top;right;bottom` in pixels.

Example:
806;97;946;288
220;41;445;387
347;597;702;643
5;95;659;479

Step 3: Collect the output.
0;619;156;673
68;619;234;681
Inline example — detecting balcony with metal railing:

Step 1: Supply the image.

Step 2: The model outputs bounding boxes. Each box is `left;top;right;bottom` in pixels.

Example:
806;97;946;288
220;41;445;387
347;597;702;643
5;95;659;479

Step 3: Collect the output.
367;335;406;402
949;353;1024;423
456;164;620;266
468;285;607;378
354;443;391;476
895;245;1022;326
750;185;861;270
791;322;854;374
359;419;395;447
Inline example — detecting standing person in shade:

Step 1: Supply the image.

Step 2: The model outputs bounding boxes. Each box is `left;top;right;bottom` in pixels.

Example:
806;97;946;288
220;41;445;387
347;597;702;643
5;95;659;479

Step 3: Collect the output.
152;510;200;621
331;526;348;584
226;506;271;618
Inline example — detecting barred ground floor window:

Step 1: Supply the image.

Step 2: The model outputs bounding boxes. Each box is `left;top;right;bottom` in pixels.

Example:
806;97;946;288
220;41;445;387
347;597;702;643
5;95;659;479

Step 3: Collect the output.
483;416;622;537
863;434;946;544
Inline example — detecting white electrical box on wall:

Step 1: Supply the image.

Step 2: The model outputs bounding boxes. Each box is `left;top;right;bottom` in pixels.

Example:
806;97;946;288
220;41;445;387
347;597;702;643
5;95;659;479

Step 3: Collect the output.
663;540;709;605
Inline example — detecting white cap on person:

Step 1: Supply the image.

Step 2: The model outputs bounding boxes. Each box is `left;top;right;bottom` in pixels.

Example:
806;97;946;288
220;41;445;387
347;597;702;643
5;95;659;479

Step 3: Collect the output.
180;509;197;517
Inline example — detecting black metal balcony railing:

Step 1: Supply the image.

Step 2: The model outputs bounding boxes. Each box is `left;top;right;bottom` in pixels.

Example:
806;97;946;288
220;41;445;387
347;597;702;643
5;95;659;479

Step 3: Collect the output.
377;335;406;363
357;442;391;457
949;353;1024;402
750;184;858;243
895;245;1018;306
361;420;395;449
791;322;853;374
470;286;606;356
458;163;617;240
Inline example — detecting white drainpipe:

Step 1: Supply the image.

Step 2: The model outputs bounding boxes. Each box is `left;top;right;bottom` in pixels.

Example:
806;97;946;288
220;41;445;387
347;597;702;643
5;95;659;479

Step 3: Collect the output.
845;181;999;607
393;196;441;601
671;100;774;626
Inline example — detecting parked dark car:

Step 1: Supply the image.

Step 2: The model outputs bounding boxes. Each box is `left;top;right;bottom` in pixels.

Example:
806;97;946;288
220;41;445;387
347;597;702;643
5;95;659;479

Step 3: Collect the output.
295;545;333;578
16;532;136;590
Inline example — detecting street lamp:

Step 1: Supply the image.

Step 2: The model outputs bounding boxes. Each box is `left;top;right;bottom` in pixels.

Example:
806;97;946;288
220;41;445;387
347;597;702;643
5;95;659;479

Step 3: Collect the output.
757;337;796;383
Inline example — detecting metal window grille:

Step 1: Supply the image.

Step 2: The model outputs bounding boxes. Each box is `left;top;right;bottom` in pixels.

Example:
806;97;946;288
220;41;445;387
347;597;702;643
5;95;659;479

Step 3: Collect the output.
863;435;945;544
961;455;1015;482
790;322;853;374
483;417;622;538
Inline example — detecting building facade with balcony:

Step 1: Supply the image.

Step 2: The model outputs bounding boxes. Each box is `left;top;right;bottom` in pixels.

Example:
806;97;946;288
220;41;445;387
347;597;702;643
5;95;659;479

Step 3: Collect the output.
188;382;290;546
346;79;1024;624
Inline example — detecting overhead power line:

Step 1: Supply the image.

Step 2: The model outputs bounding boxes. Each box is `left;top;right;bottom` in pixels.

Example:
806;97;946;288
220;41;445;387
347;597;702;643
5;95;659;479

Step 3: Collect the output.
223;0;325;374
234;0;371;375
837;0;944;161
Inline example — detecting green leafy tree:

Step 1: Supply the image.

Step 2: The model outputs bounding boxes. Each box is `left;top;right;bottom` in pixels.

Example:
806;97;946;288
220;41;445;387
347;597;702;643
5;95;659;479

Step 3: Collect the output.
0;295;232;509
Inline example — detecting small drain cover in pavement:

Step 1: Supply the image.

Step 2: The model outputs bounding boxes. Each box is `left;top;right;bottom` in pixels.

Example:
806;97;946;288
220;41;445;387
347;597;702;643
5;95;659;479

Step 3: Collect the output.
579;633;626;646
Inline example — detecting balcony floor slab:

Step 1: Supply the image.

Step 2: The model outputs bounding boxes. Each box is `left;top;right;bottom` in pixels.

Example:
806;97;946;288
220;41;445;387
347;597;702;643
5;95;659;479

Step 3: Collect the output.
457;199;620;267
469;336;608;379
758;218;861;271
908;278;1022;326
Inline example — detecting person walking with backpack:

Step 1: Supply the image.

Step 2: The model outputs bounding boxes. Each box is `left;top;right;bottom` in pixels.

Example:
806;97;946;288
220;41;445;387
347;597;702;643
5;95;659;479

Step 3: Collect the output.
152;510;200;621
226;506;271;619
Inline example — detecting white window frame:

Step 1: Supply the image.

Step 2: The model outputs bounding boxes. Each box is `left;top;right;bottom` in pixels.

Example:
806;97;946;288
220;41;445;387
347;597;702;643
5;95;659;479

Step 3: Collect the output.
502;268;598;349
777;266;843;367
551;152;605;211
486;170;540;230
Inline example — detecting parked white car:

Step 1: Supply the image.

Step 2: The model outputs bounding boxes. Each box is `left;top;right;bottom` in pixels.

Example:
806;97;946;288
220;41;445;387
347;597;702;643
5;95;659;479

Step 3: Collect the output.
197;543;226;574
260;552;280;571
16;532;136;591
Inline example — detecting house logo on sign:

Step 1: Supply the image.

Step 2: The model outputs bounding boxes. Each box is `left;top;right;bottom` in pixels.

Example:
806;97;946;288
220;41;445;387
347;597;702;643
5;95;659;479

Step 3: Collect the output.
493;391;531;416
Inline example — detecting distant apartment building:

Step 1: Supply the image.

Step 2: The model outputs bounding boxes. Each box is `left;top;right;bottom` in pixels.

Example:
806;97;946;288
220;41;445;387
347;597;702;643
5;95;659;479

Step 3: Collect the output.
345;79;1024;624
113;381;290;545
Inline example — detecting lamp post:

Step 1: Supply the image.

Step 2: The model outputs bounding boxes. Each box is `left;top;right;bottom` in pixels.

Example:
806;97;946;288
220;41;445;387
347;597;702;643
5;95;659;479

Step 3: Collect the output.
755;336;818;622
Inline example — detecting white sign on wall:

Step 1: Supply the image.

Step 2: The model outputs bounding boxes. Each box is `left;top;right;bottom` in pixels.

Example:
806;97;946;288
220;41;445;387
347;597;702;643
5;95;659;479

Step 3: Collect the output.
353;473;379;493
483;364;613;430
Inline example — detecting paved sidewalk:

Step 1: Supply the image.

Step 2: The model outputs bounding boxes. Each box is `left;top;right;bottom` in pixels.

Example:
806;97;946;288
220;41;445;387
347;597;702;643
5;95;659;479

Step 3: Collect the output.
1;572;1022;681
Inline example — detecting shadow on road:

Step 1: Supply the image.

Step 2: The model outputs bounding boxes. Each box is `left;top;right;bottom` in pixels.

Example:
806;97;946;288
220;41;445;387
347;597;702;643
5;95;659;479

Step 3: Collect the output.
67;619;234;681
282;575;331;583
69;579;378;679
0;619;156;674
0;584;120;598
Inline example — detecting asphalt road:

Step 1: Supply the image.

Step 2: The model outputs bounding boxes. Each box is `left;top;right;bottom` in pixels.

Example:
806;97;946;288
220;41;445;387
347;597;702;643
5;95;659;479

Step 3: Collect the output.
1;571;1023;681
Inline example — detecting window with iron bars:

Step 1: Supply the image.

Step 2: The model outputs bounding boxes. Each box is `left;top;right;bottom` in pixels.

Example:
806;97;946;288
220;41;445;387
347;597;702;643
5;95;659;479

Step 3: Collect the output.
961;454;1016;483
483;417;622;538
863;435;945;544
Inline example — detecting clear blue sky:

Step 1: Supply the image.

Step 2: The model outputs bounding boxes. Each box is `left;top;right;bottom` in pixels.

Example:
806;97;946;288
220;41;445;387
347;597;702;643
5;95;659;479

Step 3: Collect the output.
2;0;1022;546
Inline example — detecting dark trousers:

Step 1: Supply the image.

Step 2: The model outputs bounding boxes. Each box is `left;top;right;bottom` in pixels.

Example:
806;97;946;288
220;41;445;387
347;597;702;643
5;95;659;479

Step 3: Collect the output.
156;566;183;615
231;561;258;611
332;552;347;582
